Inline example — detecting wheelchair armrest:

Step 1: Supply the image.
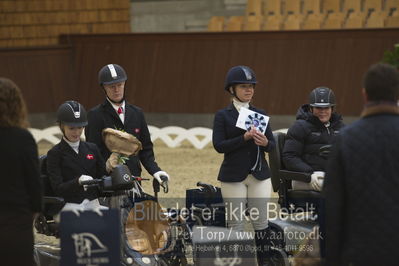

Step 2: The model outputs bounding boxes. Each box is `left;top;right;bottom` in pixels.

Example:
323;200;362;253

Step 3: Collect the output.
42;196;65;219
280;170;311;183
43;196;65;205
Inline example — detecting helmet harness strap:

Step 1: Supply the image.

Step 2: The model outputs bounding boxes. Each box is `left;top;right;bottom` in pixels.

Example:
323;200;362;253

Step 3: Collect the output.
99;64;127;104
60;103;81;140
230;84;254;103
102;84;126;104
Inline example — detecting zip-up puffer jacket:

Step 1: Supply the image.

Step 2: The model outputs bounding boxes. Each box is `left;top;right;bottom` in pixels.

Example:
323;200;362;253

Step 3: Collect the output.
282;104;344;173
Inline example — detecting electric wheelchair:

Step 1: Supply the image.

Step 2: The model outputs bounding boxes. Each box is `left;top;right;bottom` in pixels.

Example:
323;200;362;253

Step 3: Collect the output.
266;131;328;263
34;155;191;266
34;156;64;238
268;132;323;214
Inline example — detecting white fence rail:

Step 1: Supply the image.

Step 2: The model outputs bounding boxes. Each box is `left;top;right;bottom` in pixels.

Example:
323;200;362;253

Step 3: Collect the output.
29;126;287;150
147;126;212;149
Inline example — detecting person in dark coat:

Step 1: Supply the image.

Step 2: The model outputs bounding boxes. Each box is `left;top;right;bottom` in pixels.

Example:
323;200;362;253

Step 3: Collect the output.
47;101;106;204
0;78;42;266
213;65;275;265
85;64;169;185
325;63;399;266
282;87;344;191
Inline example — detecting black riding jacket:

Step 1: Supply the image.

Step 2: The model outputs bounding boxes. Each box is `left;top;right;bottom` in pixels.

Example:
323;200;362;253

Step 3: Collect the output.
213;103;275;182
282;104;344;173
85;100;161;177
47;139;106;203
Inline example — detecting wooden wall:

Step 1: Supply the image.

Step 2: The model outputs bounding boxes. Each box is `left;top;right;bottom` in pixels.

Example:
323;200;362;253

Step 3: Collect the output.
0;0;130;47
0;29;398;115
63;29;399;115
0;46;74;113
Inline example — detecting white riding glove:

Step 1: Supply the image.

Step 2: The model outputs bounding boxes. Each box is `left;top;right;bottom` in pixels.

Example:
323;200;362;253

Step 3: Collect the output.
310;171;325;191
153;171;170;184
78;175;93;191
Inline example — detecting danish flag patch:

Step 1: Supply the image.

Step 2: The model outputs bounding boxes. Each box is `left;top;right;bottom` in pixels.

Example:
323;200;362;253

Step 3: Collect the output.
86;154;94;160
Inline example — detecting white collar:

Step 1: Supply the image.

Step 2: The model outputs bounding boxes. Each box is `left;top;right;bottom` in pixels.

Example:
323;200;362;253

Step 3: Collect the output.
107;99;125;113
63;137;80;153
232;98;250;112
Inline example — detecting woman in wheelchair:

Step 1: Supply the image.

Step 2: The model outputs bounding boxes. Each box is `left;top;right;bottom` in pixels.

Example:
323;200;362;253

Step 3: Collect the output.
213;66;275;266
46;101;107;216
282;87;344;191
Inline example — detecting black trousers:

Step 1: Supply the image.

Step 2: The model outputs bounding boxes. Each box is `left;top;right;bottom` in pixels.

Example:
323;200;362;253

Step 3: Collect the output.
0;211;35;266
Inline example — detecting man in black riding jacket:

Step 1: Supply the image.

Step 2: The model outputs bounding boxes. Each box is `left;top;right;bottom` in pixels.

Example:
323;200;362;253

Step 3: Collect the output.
282;87;344;191
85;64;170;184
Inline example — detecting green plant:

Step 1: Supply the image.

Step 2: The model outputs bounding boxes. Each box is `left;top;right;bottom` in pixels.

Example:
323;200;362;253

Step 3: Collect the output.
117;154;129;164
114;126;126;132
382;43;399;69
112;127;130;164
108;127;134;164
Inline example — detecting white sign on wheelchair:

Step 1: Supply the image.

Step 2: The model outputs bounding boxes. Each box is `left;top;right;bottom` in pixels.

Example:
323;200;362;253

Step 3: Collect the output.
60;209;120;266
236;107;269;134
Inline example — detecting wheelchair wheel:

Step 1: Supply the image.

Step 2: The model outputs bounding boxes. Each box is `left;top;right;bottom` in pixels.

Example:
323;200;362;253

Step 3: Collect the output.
161;223;193;266
268;248;289;266
34;214;49;234
180;224;194;266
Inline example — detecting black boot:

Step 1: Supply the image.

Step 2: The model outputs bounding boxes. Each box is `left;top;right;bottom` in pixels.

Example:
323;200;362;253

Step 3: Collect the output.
254;228;272;266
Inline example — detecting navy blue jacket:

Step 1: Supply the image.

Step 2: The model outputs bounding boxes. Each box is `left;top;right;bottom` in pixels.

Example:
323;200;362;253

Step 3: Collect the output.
47;139;106;203
282;104;344;173
325;104;399;266
213;103;275;182
85;100;161;177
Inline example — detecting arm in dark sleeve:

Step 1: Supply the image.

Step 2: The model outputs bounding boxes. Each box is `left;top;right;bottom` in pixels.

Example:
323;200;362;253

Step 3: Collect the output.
260;121;275;153
212;111;247;154
324;136;345;265
282;122;313;173
22;132;43;213
93;144;107;178
47;148;80;198
86;109;108;160
137;112;161;175
84;109;94;142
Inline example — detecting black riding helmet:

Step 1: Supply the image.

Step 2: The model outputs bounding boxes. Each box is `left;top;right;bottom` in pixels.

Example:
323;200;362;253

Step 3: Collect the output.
56;101;88;127
224;65;257;102
98;64;127;104
98;64;127;86
224;65;257;92
309;87;336;107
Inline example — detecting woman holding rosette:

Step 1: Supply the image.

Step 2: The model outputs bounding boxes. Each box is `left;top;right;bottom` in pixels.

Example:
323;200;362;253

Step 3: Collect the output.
212;65;275;265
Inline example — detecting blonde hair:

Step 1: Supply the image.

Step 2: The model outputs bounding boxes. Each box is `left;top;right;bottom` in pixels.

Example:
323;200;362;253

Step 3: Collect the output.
0;78;29;128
